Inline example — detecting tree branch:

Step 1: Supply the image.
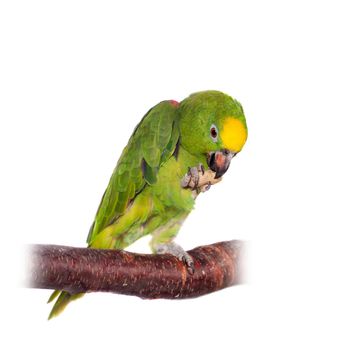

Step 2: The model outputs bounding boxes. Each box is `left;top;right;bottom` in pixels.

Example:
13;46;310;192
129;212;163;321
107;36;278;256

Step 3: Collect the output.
26;240;244;299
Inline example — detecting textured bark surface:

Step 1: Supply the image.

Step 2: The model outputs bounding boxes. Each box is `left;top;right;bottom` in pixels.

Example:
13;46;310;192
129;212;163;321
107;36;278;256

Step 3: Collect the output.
26;240;244;299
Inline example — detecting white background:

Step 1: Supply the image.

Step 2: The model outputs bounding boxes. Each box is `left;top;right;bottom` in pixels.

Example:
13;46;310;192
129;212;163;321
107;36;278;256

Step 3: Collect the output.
1;0;349;349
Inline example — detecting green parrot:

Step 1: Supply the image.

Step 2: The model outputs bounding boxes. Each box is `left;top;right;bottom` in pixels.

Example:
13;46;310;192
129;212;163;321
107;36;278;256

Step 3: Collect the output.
48;90;248;319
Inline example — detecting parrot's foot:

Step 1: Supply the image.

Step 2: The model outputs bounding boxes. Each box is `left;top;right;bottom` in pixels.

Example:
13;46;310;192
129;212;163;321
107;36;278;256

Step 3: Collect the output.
181;164;207;193
156;242;195;274
181;164;221;194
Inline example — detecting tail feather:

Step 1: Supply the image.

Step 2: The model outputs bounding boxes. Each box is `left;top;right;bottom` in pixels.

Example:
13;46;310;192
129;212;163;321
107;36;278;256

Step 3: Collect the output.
48;291;84;320
47;290;61;303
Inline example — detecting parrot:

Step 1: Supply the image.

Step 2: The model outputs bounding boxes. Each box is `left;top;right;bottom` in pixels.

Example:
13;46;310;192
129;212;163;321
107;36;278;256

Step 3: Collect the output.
48;90;248;319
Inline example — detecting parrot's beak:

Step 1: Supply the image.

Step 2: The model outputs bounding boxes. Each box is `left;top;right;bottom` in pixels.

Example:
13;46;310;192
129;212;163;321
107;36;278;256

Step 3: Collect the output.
207;149;237;179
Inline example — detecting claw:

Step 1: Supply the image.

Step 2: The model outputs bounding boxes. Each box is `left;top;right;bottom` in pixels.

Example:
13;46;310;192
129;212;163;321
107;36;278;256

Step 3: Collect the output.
155;242;195;274
182;255;195;275
181;163;212;193
181;174;191;188
203;181;211;192
190;166;199;188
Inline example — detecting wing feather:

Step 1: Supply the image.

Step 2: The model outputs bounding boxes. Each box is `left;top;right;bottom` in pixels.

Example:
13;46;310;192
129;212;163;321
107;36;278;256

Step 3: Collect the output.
87;101;179;244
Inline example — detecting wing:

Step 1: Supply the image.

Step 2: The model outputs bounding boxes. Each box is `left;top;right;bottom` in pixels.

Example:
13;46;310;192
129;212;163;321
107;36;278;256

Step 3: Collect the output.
87;100;180;244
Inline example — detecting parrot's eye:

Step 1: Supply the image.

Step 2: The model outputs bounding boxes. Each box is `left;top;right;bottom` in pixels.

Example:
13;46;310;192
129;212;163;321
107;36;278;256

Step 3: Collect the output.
210;124;218;142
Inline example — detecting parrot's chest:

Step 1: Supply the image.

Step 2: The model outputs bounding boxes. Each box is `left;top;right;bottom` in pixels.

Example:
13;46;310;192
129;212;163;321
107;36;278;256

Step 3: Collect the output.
151;158;195;212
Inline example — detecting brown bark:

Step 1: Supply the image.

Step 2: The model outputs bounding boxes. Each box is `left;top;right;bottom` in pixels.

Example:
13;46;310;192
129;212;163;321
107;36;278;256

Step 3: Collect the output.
26;240;244;299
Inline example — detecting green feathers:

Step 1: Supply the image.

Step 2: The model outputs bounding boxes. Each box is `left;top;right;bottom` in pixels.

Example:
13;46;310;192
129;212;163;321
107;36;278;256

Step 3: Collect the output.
47;291;84;320
49;101;180;319
87;100;179;245
48;91;247;319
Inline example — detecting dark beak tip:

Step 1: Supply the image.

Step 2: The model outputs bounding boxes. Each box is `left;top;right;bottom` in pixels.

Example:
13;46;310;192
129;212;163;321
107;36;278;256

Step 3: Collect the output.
207;149;234;179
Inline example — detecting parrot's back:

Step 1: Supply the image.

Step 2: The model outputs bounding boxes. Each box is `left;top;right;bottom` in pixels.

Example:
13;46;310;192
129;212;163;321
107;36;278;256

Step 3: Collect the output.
48;100;181;319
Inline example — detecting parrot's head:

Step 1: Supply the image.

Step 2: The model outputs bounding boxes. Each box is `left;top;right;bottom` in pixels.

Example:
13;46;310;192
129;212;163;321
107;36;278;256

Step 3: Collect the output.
179;90;247;178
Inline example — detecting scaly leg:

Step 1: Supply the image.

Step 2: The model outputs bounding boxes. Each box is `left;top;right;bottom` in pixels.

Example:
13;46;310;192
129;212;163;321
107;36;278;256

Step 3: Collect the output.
155;241;194;274
149;213;194;274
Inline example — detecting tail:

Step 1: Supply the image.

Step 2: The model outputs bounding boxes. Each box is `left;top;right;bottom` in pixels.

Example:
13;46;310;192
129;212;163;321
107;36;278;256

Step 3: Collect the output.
47;290;85;320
